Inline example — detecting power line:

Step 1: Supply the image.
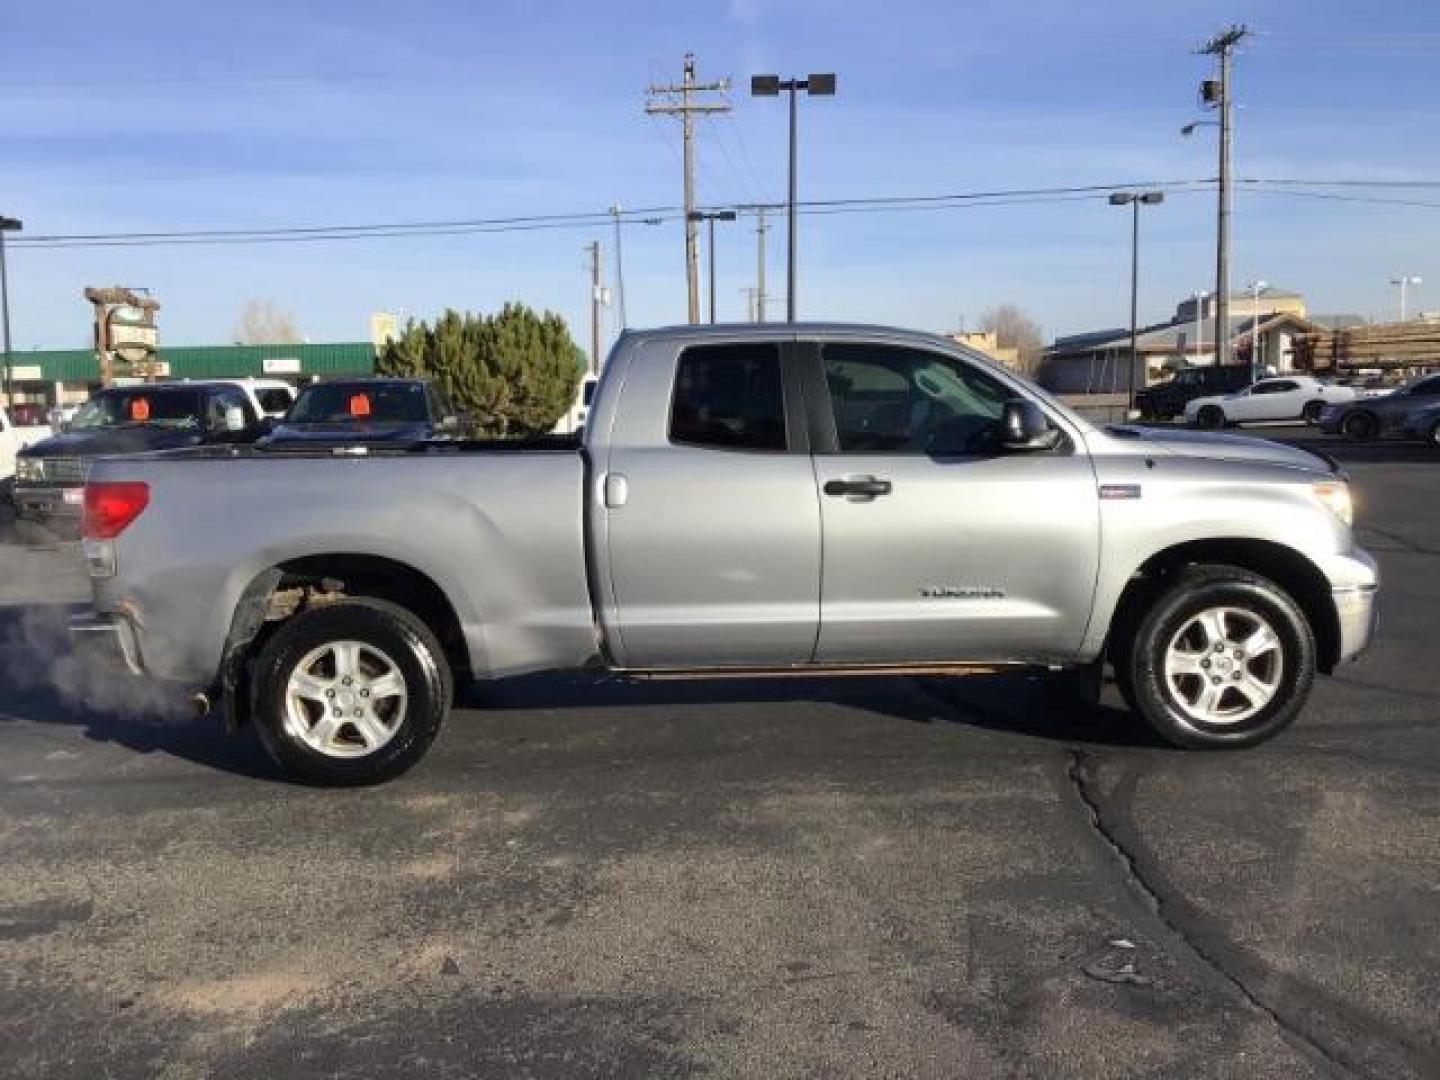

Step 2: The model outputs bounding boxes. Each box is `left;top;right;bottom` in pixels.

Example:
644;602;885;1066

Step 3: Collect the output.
1239;189;1440;211
14;176;1440;251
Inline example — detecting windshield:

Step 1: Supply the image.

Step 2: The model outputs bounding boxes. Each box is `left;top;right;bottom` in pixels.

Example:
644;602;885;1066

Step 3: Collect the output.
287;383;429;424
70;390;203;430
255;388;295;415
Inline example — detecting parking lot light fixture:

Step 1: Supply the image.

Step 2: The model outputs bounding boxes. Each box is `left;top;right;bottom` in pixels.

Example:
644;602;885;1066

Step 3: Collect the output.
1247;279;1268;379
1108;192;1164;413
689;210;738;323
1389;275;1422;321
750;73;836;322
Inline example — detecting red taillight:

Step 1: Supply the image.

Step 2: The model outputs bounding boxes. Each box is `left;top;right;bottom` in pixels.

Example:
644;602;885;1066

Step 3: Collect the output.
83;481;150;540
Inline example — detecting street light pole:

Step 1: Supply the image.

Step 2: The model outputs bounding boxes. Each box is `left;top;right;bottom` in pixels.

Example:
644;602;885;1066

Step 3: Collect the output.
1108;192;1164;414
0;216;21;410
1193;290;1209;364
751;72;835;323
1390;275;1422;321
1247;278;1268;381
688;210;737;324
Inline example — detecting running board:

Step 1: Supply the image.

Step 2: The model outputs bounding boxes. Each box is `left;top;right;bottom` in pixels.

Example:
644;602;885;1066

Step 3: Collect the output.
624;662;1017;681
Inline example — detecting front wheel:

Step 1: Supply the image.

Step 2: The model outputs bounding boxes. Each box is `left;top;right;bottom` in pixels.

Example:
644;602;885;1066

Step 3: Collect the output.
1301;400;1325;425
1426;419;1440;449
1342;410;1378;442
1119;565;1315;749
250;598;452;785
1195;405;1225;430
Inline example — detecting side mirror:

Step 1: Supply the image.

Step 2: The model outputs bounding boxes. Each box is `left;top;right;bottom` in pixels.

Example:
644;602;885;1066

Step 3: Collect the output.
1000;399;1061;452
224;406;246;432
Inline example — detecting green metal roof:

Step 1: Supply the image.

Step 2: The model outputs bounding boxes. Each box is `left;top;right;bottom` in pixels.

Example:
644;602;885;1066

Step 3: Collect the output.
5;342;376;383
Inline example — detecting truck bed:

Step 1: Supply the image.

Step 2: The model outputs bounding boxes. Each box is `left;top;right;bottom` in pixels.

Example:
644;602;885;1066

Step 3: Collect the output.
86;446;598;685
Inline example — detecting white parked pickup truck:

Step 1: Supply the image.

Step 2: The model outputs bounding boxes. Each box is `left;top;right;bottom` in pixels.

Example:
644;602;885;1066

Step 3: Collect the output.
1;407;52;484
1184;376;1355;430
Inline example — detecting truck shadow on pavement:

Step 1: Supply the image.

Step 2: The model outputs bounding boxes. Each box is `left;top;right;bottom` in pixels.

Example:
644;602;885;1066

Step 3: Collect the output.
0;602;1159;782
465;669;1165;751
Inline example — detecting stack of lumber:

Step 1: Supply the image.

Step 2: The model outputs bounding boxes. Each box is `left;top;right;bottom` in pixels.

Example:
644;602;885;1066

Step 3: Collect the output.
1295;321;1440;371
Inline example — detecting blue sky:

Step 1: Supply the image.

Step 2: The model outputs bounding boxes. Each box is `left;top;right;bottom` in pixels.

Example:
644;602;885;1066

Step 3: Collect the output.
5;0;1439;352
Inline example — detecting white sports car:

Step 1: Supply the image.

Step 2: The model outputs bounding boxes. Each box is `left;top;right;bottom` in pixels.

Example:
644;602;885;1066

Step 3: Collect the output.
1184;375;1356;429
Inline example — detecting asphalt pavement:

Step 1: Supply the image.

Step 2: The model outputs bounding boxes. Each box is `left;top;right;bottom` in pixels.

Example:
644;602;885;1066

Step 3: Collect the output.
1;429;1436;1079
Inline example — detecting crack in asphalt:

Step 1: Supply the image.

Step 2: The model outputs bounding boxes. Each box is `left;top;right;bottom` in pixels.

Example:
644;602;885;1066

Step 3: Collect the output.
1065;749;1362;1079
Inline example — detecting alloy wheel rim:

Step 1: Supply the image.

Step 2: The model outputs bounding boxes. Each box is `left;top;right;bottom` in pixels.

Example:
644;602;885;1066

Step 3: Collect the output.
1163;606;1284;726
283;640;408;758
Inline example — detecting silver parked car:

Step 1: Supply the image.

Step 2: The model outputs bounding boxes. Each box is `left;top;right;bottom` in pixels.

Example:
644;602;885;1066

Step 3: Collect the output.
70;324;1377;784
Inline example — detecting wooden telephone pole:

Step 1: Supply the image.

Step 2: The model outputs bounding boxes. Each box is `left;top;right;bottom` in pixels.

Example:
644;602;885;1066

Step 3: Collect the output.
586;241;603;375
645;54;731;324
1199;25;1248;368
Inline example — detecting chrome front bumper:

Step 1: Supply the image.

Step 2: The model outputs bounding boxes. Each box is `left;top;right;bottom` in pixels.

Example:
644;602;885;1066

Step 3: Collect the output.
1319;548;1379;664
1333;584;1379;663
68;613;143;676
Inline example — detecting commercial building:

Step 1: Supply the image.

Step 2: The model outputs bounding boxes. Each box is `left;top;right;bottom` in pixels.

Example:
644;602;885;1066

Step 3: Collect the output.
1036;287;1324;395
1;341;376;415
949;329;1020;369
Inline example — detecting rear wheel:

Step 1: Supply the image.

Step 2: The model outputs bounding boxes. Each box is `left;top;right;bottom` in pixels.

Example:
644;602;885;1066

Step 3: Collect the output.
1301;400;1325;425
1195;405;1225;430
1341;410;1378;441
250;598;452;785
1119;565;1314;749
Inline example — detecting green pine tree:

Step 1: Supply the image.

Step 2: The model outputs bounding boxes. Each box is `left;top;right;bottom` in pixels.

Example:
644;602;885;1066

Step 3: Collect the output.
376;303;583;437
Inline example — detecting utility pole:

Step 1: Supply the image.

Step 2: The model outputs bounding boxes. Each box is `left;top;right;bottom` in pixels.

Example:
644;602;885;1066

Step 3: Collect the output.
754;207;769;322
1198;25;1248;367
610;205;627;330
586;241;603;375
0;217;20;408
646;54;731;324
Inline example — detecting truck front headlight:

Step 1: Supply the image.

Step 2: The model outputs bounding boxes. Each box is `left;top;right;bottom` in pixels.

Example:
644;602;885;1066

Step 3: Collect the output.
1313;481;1354;527
15;457;42;482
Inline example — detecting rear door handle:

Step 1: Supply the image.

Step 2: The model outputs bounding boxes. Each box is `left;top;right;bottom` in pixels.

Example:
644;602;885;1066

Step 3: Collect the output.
823;476;893;499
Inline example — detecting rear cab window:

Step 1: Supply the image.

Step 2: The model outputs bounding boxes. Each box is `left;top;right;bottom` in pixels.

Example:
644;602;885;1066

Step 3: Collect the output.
669;343;787;452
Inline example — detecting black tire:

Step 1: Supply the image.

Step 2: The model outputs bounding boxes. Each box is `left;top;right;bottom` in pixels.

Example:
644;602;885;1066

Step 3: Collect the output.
1426;419;1440;449
1301;400;1324;425
250;598;452;785
1341;410;1378;442
1195;405;1225;430
1119;565;1315;749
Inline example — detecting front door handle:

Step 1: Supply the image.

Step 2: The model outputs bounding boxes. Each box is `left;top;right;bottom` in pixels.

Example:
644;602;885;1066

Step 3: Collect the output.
823;476;893;500
603;472;629;509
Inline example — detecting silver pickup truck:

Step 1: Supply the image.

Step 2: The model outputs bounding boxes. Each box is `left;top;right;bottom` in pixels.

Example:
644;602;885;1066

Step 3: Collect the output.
71;323;1378;784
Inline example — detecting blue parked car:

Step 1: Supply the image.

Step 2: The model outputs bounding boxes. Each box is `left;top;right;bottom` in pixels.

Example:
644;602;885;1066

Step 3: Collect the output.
259;378;462;449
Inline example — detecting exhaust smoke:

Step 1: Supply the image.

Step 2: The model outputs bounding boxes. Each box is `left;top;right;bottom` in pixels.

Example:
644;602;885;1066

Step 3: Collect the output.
0;604;191;720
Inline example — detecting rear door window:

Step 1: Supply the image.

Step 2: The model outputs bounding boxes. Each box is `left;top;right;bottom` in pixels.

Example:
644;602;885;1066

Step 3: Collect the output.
669;344;787;452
